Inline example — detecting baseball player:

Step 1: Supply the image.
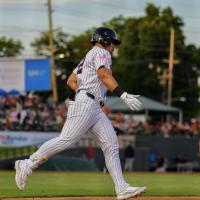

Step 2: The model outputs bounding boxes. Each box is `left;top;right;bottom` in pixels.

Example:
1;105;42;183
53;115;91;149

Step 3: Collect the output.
15;27;146;200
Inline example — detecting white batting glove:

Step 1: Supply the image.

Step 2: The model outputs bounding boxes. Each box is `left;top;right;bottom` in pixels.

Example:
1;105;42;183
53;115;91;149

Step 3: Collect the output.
120;92;143;111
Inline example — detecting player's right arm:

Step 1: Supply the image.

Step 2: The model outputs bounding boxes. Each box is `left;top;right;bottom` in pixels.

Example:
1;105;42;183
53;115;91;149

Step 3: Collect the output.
67;72;78;91
97;67;119;92
98;67;143;111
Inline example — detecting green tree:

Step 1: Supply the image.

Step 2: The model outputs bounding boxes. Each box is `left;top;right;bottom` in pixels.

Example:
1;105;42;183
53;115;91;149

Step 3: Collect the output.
103;15;126;40
114;4;186;100
0;36;24;57
101;3;199;117
67;29;93;62
30;3;200;117
174;44;199;118
31;28;71;57
31;28;74;101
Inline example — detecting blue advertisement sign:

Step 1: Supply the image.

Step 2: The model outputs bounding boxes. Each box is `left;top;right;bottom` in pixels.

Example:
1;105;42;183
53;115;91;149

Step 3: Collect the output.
25;59;51;91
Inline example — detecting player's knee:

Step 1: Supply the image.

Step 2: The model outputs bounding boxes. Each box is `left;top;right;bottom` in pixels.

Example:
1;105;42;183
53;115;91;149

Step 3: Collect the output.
102;142;119;155
57;135;74;146
37;155;48;164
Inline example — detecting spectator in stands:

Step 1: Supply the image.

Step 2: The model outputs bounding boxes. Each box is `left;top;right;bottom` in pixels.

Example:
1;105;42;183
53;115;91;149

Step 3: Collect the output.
124;144;135;171
154;152;167;172
160;122;171;138
175;154;193;172
190;118;199;137
149;150;166;172
86;145;94;161
143;120;153;135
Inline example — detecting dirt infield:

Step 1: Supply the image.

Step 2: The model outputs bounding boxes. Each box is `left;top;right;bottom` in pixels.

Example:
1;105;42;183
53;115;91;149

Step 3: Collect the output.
2;197;200;200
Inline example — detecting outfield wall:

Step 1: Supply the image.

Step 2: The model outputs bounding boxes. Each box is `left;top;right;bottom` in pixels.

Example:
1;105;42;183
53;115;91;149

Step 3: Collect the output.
59;135;200;171
1;134;200;171
134;135;200;171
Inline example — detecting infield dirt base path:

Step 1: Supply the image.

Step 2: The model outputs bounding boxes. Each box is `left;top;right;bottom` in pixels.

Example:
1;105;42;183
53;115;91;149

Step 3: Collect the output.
1;197;200;200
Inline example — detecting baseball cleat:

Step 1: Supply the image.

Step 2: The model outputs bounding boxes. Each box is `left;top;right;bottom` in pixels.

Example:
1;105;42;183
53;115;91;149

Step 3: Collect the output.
116;186;146;200
15;160;32;190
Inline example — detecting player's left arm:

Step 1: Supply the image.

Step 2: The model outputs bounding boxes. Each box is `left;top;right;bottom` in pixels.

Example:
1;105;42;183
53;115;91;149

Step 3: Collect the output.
98;67;143;111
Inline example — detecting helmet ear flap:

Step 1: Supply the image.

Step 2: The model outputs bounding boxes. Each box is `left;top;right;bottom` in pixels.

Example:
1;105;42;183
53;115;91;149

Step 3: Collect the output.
94;33;102;42
91;33;103;45
91;33;111;46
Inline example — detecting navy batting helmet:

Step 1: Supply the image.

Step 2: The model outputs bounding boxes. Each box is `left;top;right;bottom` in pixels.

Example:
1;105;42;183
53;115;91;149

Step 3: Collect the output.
91;27;121;46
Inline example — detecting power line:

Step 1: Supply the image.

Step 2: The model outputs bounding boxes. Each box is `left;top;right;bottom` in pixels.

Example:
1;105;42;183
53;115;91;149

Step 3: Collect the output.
90;0;144;13
54;7;102;21
184;30;200;35
0;7;46;12
0;25;46;31
0;29;44;33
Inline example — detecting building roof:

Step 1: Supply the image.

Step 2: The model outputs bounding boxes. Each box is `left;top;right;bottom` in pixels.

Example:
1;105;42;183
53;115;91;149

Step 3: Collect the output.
105;96;181;113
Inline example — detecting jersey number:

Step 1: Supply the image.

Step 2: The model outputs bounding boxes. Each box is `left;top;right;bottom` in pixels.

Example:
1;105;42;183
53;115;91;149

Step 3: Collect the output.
77;57;85;74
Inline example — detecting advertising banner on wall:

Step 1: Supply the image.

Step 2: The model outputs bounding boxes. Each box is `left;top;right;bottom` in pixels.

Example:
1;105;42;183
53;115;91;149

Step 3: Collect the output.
25;59;51;91
0;58;51;93
0;131;58;147
0;60;24;91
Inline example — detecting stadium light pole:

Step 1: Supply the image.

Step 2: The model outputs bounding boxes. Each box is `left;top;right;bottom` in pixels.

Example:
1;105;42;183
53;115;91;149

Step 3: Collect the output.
47;0;58;101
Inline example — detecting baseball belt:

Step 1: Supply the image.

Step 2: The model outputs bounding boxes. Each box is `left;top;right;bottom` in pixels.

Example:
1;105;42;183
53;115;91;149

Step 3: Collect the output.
77;89;104;107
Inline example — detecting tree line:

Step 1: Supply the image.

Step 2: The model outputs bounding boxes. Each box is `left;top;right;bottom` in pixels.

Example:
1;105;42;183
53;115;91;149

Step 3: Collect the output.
0;3;200;118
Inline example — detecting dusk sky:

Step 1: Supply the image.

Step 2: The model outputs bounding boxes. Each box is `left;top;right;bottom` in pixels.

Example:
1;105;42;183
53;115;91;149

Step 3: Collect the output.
0;0;199;56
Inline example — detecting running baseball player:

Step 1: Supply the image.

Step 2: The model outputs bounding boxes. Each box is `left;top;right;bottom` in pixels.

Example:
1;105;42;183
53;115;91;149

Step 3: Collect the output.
15;27;146;200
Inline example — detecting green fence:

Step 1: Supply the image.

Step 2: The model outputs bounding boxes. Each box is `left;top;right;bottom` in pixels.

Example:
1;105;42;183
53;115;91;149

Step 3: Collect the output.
0;146;37;160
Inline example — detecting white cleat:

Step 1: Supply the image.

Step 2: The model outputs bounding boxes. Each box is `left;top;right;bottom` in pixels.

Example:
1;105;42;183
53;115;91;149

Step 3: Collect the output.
117;186;147;200
14;160;32;191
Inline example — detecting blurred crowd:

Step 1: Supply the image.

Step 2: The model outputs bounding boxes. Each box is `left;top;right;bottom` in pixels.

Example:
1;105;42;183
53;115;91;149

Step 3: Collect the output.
0;94;200;137
0;94;67;132
103;108;200;138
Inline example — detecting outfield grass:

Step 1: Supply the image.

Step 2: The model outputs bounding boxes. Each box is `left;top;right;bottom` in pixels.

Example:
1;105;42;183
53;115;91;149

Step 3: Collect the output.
0;171;200;198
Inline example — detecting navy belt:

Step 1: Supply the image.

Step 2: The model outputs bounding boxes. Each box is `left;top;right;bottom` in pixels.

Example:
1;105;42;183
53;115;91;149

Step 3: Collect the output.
77;90;104;107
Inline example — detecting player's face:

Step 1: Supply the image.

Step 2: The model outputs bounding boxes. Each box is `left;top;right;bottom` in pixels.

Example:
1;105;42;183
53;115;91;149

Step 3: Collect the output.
106;43;117;53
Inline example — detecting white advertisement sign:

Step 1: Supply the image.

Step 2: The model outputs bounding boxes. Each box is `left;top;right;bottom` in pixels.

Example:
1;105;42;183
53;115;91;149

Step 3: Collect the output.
0;131;59;147
0;60;25;91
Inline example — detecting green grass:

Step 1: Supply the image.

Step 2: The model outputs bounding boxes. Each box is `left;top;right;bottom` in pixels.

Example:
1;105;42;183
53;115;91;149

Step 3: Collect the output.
0;171;200;197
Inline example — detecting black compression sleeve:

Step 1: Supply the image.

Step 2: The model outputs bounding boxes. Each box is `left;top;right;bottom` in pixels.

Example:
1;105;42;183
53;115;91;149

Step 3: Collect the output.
113;86;125;97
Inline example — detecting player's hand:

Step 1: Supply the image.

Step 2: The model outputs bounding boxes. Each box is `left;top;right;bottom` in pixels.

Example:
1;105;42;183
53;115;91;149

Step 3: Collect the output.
120;92;143;111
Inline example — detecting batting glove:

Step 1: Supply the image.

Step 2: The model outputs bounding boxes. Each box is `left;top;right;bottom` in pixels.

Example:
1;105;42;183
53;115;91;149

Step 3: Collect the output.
120;92;143;111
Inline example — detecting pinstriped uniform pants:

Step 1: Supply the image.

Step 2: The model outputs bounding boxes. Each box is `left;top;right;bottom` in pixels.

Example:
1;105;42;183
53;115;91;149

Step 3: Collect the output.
29;91;129;193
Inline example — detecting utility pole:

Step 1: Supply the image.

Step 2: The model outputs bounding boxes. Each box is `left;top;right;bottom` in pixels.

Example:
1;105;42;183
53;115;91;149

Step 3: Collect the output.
163;28;180;122
163;28;179;106
167;28;175;106
47;0;58;101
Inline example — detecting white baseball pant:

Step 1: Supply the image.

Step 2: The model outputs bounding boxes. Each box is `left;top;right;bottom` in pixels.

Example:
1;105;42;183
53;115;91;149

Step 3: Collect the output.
28;91;129;193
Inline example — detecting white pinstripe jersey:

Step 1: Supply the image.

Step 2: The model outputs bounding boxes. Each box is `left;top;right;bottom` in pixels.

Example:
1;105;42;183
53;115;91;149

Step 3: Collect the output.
73;46;112;101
